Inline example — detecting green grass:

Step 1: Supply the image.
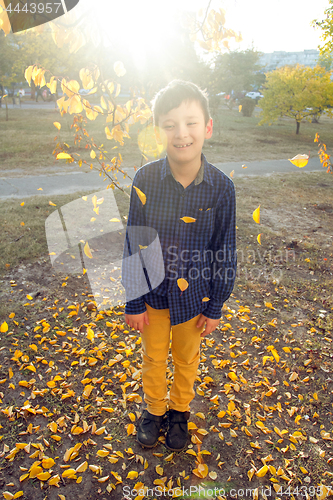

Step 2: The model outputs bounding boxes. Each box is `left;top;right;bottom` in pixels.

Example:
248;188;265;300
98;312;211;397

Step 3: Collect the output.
1;103;333;175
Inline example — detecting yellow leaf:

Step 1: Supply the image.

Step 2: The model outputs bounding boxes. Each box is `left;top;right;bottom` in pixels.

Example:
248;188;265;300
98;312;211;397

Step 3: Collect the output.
3;493;14;500
133;186;146;205
86;327;94;341
195;412;205;420
128;413;136;422
13;492;23;499
230;170;235;178
56;152;72;160
42;457;55;469
228;372;238;382
256;465;268;477
84;241;93;259
51;435;61;441
177;278;189;292
271;348;280;363
96;449;109;457
49;201;57;207
37;471;51;481
0;322;8;333
127;423;135;435
180;216;196;223
53;122;61;130
20;202;24;206
114;61;126;77
202;297;210;302
48;474;60;486
209;471;217;480
288;154;309;168
90;150;96;159
75;461;88;473
156;465;164;475
300;466;308;474
253;205;260;224
62;468;77;478
83;384;93;398
127;471;138;479
257;233;262;245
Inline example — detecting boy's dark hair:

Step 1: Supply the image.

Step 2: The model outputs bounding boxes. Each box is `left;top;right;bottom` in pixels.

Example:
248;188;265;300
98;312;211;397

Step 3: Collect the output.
152;80;210;125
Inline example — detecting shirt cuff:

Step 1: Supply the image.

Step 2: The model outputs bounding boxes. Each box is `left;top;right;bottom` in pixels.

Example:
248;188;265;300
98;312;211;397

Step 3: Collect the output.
203;299;223;320
125;297;147;316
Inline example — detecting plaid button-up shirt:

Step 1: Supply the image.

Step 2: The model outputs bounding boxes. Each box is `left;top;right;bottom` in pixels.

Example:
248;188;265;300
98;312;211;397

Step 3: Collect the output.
122;155;237;326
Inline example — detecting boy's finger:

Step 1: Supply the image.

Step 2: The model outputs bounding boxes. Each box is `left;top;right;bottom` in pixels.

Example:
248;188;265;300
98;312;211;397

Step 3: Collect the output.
196;315;205;328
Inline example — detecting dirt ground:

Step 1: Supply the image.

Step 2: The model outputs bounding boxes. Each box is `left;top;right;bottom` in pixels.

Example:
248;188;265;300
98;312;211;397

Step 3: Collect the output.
0;174;332;500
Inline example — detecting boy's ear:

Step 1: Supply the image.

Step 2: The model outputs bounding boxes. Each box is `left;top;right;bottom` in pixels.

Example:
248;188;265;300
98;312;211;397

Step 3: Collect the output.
205;118;213;139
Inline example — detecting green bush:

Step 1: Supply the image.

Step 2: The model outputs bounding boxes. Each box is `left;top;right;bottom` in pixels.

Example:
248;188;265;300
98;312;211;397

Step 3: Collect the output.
240;96;256;117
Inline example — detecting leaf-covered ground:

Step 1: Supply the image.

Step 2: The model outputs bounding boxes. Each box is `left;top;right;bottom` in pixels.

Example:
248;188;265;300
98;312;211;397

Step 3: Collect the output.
0;173;333;500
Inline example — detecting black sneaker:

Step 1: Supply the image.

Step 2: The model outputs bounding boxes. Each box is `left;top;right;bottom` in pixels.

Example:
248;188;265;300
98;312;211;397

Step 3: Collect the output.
136;410;165;448
165;409;190;451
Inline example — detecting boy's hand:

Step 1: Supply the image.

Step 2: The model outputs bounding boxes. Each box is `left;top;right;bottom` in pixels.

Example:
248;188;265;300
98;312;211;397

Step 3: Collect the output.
124;311;149;334
196;315;220;337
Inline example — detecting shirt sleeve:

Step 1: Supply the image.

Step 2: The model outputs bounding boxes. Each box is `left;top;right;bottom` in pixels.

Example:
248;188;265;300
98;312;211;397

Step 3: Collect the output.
121;170;148;316
204;179;237;319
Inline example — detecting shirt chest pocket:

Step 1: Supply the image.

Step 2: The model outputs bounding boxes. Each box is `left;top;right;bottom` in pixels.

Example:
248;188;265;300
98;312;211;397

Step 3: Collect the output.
188;206;216;239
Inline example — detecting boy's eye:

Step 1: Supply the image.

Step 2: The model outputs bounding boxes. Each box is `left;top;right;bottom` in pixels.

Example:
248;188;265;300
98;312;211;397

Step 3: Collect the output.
164;125;174;130
188;122;196;126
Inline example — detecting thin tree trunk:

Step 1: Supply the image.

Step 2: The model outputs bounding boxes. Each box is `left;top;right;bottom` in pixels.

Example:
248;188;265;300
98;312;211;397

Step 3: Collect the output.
296;121;300;135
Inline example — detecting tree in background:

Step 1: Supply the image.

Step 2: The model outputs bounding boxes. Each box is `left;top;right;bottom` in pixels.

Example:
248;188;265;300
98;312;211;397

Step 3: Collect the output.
210;48;265;96
313;0;333;173
259;64;333;135
0;2;239;191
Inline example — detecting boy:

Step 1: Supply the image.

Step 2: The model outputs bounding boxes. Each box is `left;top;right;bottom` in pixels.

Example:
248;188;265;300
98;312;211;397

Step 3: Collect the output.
122;80;236;451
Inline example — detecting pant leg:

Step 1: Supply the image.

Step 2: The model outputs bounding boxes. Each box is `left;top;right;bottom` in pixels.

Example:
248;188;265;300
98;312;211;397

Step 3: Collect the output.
169;314;204;412
141;303;171;416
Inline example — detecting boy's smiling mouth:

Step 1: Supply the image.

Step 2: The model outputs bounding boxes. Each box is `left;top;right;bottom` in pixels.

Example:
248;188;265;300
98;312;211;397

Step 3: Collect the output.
174;143;192;148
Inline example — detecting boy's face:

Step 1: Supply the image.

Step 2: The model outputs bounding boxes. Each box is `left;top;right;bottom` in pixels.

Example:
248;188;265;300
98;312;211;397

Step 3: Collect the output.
156;100;213;170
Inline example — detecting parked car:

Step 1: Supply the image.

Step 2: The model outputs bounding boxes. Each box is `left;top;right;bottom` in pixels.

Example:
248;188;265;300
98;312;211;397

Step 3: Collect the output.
245;91;263;100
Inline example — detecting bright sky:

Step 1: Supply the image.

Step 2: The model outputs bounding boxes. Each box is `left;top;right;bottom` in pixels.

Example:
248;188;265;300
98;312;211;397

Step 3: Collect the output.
76;0;330;55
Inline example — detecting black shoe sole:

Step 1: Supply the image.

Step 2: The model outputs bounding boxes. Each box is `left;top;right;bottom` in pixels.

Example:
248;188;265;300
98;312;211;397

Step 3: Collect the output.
136;435;159;448
164;439;187;452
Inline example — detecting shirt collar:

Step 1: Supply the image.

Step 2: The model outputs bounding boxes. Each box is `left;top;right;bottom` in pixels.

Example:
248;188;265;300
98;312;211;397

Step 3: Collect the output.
160;154;214;186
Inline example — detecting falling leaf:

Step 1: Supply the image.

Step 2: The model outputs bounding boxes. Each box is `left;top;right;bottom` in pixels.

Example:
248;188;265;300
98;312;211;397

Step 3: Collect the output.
20;202;24;206
84;241;93;259
90;150;96;159
53;122;61;130
114;61;126;77
253;205;260;224
180;216;196;223
177;278;189;292
56;152;72;160
257;234;262;245
49;201;57;207
288;154;309;168
133;186;146;205
230;170;234;178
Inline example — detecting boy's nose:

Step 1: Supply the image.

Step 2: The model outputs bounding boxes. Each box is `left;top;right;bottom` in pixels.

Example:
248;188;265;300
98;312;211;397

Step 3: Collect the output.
174;124;188;138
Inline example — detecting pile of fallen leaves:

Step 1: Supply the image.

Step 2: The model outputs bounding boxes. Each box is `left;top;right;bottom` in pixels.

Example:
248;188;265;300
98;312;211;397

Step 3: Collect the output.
0;270;333;500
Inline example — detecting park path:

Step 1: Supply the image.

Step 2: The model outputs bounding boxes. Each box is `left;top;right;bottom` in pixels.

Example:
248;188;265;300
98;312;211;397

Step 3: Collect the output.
0;157;324;199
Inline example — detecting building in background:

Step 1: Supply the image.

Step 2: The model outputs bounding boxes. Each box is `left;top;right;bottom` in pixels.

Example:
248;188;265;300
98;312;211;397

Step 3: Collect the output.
260;50;319;71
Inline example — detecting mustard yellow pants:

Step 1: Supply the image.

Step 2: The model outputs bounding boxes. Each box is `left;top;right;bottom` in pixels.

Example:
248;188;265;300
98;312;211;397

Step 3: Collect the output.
141;303;204;416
